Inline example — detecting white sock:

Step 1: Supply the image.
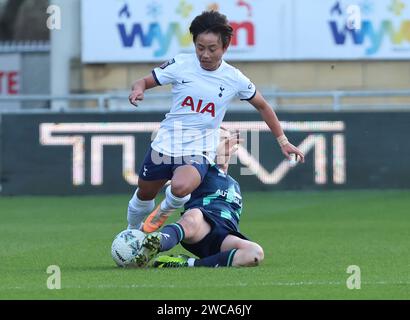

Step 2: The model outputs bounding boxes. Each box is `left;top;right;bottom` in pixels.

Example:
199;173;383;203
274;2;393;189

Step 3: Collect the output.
158;185;191;217
187;258;196;267
127;189;155;229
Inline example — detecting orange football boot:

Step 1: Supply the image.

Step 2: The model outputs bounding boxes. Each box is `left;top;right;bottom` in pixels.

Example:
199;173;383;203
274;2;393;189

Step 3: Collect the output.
142;205;170;233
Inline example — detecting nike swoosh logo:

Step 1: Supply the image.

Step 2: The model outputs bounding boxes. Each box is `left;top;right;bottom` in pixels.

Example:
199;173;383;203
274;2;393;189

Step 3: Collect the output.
182;80;192;84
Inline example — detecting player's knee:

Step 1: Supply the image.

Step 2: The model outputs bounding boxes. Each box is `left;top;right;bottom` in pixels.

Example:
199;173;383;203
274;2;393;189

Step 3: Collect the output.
252;244;264;265
170;180;192;198
245;243;264;266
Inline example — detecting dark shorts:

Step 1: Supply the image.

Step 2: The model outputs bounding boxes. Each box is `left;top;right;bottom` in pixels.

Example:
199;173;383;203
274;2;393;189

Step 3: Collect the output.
180;207;248;258
138;147;210;182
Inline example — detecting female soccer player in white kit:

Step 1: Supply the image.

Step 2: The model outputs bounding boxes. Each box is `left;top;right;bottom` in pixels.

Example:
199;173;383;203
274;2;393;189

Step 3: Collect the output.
128;11;304;233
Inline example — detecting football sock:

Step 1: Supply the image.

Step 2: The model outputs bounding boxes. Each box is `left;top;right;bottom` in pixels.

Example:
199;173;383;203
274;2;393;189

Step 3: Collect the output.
194;249;238;267
159;223;185;251
158;185;191;217
127;189;155;229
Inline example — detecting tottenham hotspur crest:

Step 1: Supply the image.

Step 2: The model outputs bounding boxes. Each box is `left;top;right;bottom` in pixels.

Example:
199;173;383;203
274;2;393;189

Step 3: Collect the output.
219;85;225;97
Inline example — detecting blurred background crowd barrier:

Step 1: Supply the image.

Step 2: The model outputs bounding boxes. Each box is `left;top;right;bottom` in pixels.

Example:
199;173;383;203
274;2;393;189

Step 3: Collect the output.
0;0;409;195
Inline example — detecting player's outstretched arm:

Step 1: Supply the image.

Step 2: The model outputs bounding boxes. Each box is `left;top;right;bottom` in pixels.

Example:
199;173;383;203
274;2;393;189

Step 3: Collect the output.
128;74;158;107
216;128;243;173
248;91;305;163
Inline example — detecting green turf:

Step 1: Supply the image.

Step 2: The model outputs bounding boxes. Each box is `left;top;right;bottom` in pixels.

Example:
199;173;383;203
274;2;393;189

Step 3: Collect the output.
0;190;409;299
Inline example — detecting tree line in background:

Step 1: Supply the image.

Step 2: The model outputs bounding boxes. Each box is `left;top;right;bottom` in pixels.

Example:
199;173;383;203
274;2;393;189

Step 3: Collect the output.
0;0;49;41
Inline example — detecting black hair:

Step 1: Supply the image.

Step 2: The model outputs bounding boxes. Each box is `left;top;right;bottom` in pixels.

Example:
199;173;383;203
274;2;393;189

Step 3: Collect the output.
189;11;233;48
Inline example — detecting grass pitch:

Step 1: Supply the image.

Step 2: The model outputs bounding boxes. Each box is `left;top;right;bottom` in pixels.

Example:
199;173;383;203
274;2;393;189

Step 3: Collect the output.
0;190;409;300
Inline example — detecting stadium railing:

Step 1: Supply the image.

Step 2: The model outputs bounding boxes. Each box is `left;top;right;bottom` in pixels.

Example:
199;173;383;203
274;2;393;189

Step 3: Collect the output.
0;40;50;53
1;89;410;113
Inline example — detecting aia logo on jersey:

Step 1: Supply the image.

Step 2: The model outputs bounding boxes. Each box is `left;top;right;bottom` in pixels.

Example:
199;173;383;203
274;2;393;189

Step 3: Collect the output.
181;96;215;117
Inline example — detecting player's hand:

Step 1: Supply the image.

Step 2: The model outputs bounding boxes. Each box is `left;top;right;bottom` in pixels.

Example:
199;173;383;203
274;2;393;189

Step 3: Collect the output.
219;128;242;155
281;143;305;164
225;132;244;156
128;89;144;107
216;129;243;166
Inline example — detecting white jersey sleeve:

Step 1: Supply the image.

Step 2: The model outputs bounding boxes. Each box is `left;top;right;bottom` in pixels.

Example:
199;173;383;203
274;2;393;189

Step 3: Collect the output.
235;69;257;101
152;56;182;86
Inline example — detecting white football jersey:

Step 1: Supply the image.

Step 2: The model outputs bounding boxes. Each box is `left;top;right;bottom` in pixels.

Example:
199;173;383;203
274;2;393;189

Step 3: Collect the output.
150;53;256;159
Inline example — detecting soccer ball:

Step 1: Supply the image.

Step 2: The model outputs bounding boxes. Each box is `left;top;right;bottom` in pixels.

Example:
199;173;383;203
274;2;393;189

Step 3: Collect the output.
111;229;146;267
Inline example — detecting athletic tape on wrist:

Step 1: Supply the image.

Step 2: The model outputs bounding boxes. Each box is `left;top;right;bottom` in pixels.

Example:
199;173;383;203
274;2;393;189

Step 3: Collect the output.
276;135;289;147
